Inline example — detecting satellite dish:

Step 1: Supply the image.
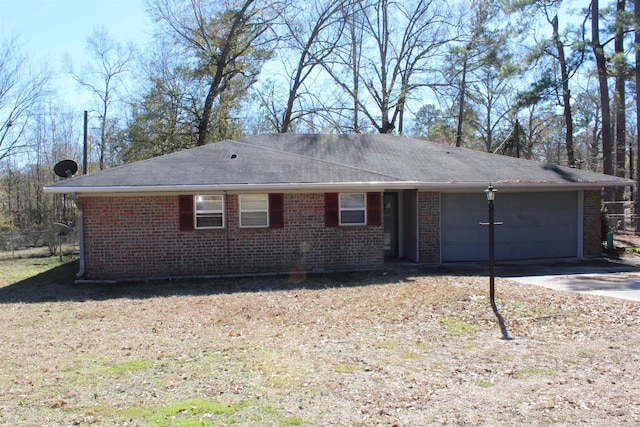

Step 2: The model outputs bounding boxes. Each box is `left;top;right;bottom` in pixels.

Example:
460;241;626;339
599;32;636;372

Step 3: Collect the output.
53;222;72;236
54;159;78;178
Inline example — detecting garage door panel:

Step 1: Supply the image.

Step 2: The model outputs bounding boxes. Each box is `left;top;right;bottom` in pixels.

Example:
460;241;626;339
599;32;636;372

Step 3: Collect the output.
441;192;578;262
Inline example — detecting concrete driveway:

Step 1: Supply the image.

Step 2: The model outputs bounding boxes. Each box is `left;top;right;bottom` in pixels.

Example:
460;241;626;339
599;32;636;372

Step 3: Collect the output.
499;256;640;302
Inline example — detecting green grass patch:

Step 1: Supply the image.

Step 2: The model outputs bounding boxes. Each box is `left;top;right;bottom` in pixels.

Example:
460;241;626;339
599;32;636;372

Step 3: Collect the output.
429;362;447;372
106;399;308;426
151;399;250;426
281;416;304;426
0;257;77;287
416;342;435;352
477;379;494;387
440;318;477;336
114;405;157;420
399;351;425;360
333;363;363;373
372;340;400;350
513;366;557;378
107;359;154;374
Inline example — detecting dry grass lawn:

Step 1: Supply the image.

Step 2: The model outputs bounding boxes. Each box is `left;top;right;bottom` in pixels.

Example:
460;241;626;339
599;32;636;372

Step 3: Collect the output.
0;257;639;426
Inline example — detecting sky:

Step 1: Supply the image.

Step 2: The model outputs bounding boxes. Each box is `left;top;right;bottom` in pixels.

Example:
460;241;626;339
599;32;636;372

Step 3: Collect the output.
0;0;152;110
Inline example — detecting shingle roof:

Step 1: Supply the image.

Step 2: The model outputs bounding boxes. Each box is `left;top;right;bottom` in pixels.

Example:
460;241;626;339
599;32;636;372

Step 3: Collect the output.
44;134;633;193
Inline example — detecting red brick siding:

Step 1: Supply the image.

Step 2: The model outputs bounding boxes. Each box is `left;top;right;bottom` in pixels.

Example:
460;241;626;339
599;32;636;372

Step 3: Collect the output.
418;192;440;263
80;193;384;280
583;190;602;257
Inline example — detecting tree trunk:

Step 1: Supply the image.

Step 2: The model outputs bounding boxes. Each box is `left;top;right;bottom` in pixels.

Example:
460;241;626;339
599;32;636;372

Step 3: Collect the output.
196;0;255;146
614;0;626;207
196;83;217;146
552;15;575;167
635;0;640;230
591;0;614;179
100;94;108;170
455;52;468;148
350;14;361;134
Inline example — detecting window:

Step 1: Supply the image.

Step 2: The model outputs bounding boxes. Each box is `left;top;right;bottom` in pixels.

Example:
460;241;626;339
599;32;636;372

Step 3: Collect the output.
240;194;268;227
195;195;224;229
339;193;366;225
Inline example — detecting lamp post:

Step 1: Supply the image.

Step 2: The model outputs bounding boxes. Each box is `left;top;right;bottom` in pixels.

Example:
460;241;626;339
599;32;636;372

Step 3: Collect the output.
485;184;497;307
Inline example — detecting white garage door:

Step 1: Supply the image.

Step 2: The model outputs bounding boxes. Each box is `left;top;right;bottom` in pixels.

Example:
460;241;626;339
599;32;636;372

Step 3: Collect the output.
441;192;579;262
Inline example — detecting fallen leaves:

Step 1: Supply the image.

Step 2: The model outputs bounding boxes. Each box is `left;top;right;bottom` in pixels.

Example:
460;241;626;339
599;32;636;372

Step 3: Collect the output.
0;270;639;425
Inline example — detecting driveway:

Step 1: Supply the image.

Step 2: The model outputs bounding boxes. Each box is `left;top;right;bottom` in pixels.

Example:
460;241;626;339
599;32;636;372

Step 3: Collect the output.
498;256;640;302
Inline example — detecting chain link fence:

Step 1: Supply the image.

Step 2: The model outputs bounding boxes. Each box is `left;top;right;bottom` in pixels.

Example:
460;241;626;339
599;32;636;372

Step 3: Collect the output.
0;228;79;260
603;201;640;249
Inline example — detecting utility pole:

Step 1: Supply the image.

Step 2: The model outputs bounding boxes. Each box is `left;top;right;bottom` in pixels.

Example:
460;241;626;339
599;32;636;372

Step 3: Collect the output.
83;111;88;174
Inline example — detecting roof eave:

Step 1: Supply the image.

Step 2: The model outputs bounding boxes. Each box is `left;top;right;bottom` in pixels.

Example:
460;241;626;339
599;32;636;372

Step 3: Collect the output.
43;179;632;195
43;181;421;195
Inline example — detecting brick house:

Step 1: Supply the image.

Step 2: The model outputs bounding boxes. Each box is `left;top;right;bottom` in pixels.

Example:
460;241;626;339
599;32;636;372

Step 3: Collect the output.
44;134;632;281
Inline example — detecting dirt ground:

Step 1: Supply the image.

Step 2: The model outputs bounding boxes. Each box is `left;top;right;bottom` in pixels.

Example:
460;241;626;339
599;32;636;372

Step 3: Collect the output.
0;262;639;426
613;230;640;249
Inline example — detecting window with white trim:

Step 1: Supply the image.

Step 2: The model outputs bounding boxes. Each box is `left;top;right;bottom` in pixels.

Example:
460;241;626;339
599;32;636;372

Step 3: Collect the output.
339;193;366;225
239;194;269;227
195;195;224;229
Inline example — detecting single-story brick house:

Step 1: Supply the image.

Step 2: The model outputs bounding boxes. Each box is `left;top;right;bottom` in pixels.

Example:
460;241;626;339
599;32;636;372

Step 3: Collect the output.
45;134;632;281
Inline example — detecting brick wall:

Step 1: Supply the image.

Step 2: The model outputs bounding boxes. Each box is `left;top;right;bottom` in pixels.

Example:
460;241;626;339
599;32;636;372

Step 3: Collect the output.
583;189;602;257
79;188;598;279
80;193;384;280
418;192;440;263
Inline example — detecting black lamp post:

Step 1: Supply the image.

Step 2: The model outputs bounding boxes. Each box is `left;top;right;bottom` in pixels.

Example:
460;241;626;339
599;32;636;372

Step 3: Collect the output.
485;184;497;307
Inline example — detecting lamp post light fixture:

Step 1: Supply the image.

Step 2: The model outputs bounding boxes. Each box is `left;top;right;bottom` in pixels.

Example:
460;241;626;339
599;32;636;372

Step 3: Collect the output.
485;184;497;307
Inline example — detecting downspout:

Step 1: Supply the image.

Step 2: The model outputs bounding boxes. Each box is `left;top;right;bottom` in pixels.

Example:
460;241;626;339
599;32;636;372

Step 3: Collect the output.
225;191;230;273
70;193;85;279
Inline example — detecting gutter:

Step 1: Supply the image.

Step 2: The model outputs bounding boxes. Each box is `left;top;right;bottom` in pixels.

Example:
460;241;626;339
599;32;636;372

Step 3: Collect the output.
43;179;634;195
70;193;85;280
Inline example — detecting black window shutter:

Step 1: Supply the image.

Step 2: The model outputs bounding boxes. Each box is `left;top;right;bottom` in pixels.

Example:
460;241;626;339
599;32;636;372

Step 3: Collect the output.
269;193;284;228
325;193;339;227
366;192;382;226
179;195;194;231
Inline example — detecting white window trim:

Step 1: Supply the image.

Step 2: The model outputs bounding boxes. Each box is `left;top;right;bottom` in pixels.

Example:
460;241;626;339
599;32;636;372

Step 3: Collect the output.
339;193;367;226
239;194;269;228
194;195;225;229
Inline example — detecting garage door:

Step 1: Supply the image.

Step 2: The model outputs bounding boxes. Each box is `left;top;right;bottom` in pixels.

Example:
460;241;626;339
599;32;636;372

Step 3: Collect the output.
441;192;579;262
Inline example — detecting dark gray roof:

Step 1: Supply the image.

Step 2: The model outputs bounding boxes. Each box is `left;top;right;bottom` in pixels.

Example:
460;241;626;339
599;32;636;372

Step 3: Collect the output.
44;134;633;193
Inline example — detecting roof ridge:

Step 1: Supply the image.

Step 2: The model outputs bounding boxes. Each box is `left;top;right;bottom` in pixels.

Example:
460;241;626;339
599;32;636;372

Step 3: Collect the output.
232;139;410;182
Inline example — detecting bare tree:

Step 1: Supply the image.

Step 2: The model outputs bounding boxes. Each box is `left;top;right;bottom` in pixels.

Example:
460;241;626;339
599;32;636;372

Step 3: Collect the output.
612;0;628;208
635;0;640;230
0;36;50;162
122;42;201;161
148;0;279;146
446;0;509;148
270;0;352;133
550;12;577;167
0;105;81;230
504;0;589;167
465;59;518;153
591;0;614;178
323;0;452;134
573;78;602;172
70;27;135;170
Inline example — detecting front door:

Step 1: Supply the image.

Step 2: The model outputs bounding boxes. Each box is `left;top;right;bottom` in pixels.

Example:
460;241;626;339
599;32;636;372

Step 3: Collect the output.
383;193;398;258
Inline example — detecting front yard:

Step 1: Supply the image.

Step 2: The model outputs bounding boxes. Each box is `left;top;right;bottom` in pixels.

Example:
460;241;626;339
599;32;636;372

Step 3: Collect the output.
0;257;639;426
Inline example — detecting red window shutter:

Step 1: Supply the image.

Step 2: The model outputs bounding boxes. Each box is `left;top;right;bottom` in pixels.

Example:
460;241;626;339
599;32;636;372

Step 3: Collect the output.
269;193;284;228
178;195;194;231
325;193;339;227
367;192;382;226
